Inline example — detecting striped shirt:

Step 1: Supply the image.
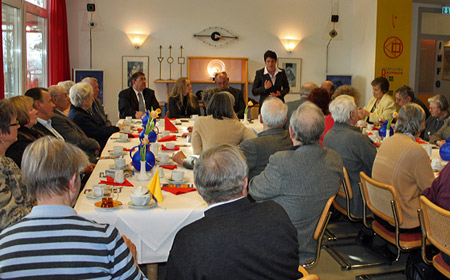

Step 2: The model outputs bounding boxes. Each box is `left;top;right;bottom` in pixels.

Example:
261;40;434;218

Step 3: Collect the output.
0;205;146;280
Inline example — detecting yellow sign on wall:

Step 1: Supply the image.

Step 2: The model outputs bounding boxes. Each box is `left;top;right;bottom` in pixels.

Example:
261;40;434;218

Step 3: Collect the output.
374;0;412;95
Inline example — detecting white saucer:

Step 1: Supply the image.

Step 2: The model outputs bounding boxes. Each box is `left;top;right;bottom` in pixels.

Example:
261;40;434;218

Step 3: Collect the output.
109;151;127;157
115;139;129;143
86;192;101;199
157;159;173;165
108;164;130;170
128;201;157;209
167;177;188;184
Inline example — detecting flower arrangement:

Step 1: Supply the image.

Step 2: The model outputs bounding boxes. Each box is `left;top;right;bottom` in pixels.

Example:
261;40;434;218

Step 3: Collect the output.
244;100;254;116
386;111;398;132
140;108;161;161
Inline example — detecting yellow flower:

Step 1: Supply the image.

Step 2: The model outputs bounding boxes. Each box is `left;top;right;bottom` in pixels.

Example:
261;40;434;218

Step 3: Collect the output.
141;137;150;145
150;111;159;119
392;112;398;118
248;101;254;107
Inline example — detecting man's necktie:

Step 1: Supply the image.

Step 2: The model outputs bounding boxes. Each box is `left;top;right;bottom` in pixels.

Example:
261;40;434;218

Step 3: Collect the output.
138;92;145;112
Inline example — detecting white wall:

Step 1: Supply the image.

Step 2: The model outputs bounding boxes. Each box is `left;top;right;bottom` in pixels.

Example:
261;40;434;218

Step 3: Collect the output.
66;0;377;123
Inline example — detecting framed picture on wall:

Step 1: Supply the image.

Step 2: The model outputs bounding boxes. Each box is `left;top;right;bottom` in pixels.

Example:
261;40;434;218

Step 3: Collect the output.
73;69;104;102
443;46;450;81
122;56;149;88
278;58;302;93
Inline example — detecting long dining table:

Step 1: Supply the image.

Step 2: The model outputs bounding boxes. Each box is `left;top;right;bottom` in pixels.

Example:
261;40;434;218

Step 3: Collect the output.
74;117;263;276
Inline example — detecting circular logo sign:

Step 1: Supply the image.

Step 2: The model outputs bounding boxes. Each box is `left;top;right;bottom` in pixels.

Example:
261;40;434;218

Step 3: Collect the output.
383;36;403;59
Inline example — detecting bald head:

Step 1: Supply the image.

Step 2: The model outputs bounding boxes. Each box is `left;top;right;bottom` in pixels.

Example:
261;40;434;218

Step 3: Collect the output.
300;82;318;97
260;97;288;128
289;101;324;145
321;81;335;96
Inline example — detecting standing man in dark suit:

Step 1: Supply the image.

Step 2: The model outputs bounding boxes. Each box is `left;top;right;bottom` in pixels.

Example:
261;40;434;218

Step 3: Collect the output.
252;50;290;111
118;71;160;119
165;145;301;280
214;71;246;118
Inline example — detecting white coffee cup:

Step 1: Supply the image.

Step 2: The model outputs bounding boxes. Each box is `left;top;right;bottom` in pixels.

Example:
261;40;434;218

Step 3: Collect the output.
125;116;133;122
357;120;365;127
166;142;176;149
162;130;170;137
423;144;432;158
432;158;442;169
130;193;150;206
113;146;123;154
114;158;126;169
93;184;105;197
150;143;159;156
122;126;131;133
191;114;198;121
119;133;128;142
367;124;374;131
115;170;124;183
171;170;184;181
159;154;169;163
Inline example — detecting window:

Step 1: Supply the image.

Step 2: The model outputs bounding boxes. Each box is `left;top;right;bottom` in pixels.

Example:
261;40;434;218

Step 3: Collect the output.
2;0;48;97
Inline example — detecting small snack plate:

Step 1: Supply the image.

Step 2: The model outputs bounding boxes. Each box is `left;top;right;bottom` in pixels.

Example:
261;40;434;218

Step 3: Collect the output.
167;177;188;184
127;201;157;209
94;200;123;210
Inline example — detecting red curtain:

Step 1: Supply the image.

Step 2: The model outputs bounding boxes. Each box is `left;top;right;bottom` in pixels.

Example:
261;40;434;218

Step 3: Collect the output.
48;0;70;86
0;2;5;99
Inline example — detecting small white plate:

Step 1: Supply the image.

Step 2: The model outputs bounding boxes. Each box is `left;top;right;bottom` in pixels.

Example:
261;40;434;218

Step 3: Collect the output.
128;201;157;209
108;164;130;170
115;139;129;143
109;151;127;157
86;192;101;199
157;159;173;165
167;177;188;184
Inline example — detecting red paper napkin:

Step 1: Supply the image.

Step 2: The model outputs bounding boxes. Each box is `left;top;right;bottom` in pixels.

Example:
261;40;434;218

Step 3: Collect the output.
162;145;180;151
159;165;177;170
416;138;428;144
137;128;143;133
165;116;178;132
99;176;134;186
162;186;197;195
158;135;177;142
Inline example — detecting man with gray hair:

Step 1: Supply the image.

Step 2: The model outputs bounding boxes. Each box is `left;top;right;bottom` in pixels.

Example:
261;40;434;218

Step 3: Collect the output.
249;101;343;264
0;137;145;279
49;85;100;162
165;145;301;280
240;97;292;180
284;82;318;129
214;71;246;118
82;77;112;126
323;95;377;218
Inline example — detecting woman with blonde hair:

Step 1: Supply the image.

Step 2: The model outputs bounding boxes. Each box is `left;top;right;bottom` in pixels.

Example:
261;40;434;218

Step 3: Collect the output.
168;77;200;118
6;96;43;167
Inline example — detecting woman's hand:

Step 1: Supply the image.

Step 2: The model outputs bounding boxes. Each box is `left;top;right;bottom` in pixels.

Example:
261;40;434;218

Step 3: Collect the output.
437;140;446;147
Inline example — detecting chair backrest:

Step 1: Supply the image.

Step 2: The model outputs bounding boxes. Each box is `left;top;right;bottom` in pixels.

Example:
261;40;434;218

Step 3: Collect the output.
359;171;403;226
314;195;336;240
336;166;353;200
419;196;450;257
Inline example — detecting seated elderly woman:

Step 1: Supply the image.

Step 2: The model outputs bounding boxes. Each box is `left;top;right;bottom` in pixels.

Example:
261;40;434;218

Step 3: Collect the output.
323;95;377;218
0;100;32;231
68;82;120;150
372;103;434;231
5;96;43;168
359;77;396;124
427;95;450;146
168;77;200;118
191;91;256;155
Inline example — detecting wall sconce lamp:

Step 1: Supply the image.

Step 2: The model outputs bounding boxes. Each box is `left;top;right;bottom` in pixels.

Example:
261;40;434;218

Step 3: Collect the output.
280;38;301;53
207;59;226;78
127;33;149;49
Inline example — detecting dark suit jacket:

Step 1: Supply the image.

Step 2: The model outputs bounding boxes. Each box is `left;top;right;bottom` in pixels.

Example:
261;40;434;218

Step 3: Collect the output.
68;105;119;149
164;198;301;280
52;110;100;160
6;126;44;168
167;96;200;118
252;68;290;108
240;128;292;180
33;122;59;138
224;87;245;119
91;98;112;126
118;87;160;118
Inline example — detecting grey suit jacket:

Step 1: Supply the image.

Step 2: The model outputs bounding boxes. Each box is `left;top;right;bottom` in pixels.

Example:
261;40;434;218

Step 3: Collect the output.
240;127;292;180
249;144;343;264
323;122;377;218
91;98;112;126
284;97;307;130
51;110;100;159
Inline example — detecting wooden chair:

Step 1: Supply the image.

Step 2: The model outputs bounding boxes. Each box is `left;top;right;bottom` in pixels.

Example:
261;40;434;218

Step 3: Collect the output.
418;195;450;278
359;171;423;261
298;266;320;280
302;195;336;268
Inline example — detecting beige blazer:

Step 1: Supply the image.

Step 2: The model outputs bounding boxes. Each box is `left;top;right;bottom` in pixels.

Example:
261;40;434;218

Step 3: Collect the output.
192;116;256;155
363;94;397;123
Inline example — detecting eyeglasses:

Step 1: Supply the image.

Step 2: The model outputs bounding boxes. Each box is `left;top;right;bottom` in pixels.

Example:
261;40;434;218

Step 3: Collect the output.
8;121;20;127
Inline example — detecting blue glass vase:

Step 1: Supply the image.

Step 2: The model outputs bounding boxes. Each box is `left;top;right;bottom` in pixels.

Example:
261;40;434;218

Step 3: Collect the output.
439;138;450;161
379;121;394;138
129;145;156;172
139;127;159;143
